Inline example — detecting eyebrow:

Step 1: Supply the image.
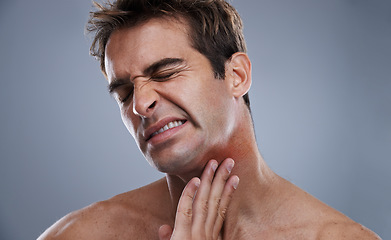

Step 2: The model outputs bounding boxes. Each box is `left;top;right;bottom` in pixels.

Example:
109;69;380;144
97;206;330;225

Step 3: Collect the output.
107;57;185;94
108;78;129;94
143;57;185;76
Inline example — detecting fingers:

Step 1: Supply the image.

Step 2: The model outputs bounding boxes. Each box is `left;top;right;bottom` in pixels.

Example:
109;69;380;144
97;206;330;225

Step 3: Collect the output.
191;160;218;235
212;174;239;238
158;225;173;240
192;158;239;238
171;177;200;238
165;158;239;240
206;159;239;238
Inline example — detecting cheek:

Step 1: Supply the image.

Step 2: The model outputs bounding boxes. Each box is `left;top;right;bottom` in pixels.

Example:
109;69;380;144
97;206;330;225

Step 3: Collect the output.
203;88;235;134
120;107;138;137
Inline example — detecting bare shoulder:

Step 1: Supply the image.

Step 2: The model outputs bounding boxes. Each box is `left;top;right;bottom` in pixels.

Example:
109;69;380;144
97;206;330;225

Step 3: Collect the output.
317;220;381;240
312;197;381;239
277;180;381;239
37;200;119;240
308;197;381;239
38;178;171;240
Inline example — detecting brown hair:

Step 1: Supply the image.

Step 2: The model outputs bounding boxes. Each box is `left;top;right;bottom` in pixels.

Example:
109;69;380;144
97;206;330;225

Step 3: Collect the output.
86;0;250;109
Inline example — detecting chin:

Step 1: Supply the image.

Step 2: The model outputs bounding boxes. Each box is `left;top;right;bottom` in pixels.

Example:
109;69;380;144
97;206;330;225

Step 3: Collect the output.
146;146;207;175
142;133;219;175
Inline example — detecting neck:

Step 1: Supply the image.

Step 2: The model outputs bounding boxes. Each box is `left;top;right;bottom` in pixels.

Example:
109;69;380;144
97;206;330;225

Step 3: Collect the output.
165;108;281;232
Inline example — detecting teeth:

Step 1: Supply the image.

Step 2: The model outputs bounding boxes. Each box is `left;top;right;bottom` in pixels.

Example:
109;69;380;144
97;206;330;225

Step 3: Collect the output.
168;122;174;129
151;120;185;137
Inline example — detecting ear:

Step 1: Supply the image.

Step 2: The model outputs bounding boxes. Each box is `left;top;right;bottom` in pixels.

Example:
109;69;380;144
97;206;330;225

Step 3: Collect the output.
225;52;252;98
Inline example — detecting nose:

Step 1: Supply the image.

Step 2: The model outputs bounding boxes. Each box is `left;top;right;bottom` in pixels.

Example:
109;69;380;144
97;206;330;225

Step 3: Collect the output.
132;80;159;118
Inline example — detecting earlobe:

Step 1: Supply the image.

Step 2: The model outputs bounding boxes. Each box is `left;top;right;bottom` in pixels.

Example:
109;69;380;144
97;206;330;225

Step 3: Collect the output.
226;52;252;98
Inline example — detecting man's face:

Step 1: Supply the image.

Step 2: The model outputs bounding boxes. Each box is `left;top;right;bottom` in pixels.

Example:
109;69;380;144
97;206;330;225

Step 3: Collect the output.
104;18;236;174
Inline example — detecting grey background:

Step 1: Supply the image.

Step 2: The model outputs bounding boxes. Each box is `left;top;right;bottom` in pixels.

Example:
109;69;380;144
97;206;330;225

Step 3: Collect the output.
0;0;390;239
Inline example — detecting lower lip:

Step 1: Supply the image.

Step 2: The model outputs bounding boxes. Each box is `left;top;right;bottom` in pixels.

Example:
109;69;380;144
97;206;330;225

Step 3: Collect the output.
147;121;188;145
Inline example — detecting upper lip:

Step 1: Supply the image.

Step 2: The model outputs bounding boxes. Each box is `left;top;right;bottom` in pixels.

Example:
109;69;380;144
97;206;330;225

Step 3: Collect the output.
143;117;186;141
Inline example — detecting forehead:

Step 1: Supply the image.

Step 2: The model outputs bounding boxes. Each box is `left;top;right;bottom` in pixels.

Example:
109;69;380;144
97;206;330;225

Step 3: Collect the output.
104;17;193;80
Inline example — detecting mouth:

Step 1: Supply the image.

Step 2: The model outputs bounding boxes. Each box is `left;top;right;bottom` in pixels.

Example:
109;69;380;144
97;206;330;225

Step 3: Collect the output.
147;120;187;141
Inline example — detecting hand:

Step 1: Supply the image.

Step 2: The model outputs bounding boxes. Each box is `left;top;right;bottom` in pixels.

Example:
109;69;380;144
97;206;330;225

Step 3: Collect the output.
158;158;239;240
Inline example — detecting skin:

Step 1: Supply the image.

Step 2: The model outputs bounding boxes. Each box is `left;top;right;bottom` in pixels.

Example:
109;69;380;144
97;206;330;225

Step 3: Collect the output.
38;17;381;239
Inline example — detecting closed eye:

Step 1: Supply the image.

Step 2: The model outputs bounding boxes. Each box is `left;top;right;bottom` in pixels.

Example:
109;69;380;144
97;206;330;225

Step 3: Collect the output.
117;86;134;103
150;71;178;82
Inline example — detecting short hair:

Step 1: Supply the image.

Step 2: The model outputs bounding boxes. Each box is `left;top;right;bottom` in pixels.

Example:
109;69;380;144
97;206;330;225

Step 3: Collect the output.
86;0;250;109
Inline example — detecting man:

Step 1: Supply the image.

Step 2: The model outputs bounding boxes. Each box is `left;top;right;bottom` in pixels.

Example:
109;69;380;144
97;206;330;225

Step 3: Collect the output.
39;0;380;239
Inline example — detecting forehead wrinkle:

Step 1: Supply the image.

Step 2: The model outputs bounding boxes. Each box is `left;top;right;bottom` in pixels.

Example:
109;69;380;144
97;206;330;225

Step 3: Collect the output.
105;17;195;86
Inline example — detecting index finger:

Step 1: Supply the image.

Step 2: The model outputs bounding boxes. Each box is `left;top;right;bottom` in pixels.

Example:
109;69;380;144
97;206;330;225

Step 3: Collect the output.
172;177;200;237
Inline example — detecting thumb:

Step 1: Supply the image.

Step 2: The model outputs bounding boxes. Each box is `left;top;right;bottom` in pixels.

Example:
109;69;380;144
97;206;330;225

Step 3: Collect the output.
158;224;173;240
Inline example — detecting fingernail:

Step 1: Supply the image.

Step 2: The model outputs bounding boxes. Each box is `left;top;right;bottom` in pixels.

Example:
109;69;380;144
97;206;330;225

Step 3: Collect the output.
211;162;218;172
226;159;234;173
194;178;200;188
233;176;239;190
